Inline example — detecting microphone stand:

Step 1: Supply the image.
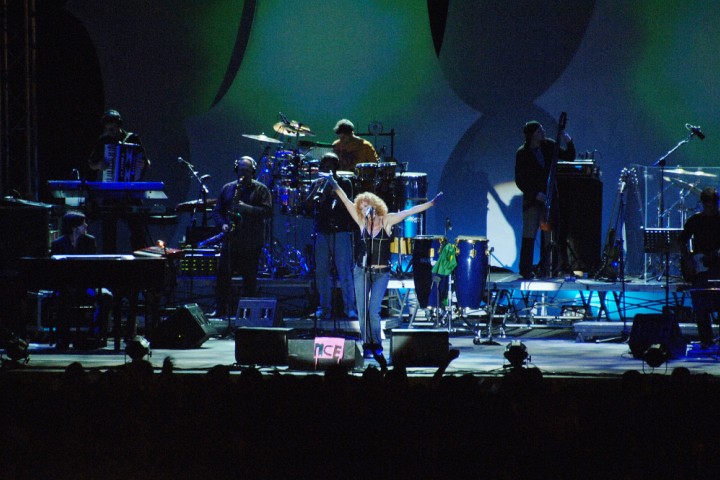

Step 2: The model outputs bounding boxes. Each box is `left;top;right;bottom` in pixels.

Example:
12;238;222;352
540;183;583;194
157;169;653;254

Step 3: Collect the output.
362;213;376;354
651;130;695;307
179;158;211;227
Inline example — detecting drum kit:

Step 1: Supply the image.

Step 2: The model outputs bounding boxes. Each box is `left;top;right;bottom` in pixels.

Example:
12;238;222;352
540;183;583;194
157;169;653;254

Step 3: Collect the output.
242;116;491;322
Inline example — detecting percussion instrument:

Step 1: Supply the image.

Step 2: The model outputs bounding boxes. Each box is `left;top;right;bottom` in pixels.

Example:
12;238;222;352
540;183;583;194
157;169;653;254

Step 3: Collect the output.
394;172;429;238
273;183;311;215
273;120;315;137
412;235;447;309
242;133;283;144
354;163;378;192
454;236;489;309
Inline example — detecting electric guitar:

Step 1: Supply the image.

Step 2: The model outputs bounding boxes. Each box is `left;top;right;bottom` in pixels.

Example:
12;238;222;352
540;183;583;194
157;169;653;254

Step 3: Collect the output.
595;167;636;280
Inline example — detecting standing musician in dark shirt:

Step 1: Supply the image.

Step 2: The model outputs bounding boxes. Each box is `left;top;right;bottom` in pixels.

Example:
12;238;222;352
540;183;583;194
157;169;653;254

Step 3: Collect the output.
514;120;575;278
323;172;442;358
304;153;357;320
679;187;720;348
211;156;273;317
87;109;151;253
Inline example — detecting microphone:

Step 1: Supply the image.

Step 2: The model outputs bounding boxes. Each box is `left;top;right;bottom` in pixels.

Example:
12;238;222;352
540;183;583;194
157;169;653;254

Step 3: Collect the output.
365;206;374;218
686;123;706;140
279;112;291;125
313;177;331;201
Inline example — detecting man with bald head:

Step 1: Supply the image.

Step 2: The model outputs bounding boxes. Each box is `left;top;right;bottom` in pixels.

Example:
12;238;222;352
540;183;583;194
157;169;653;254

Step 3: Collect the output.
211;156;273;317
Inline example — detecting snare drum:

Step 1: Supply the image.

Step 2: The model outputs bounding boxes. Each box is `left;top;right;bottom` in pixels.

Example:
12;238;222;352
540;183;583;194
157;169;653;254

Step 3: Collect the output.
412;235;447;308
454;236;489;309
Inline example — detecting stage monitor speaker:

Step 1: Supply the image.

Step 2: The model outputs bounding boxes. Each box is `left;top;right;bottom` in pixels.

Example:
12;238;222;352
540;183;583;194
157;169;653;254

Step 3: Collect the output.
287;337;363;371
629;312;686;360
151;303;216;349
390;329;449;367
235;327;294;366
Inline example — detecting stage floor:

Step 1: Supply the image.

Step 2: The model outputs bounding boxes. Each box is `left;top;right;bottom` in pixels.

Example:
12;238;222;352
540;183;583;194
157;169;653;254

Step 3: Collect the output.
6;270;714;378
11;323;720;378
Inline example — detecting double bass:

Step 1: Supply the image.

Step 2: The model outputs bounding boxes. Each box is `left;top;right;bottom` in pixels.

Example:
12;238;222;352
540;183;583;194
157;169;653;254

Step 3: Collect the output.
539;112;567;277
539;111;567;232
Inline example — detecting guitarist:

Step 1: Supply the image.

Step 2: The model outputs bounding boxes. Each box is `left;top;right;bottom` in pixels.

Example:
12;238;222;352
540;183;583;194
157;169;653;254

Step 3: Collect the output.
515;120;575;279
679;187;720;348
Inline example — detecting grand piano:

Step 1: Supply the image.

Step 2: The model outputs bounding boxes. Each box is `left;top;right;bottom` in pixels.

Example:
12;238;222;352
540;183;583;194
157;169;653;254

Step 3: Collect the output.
19;255;166;351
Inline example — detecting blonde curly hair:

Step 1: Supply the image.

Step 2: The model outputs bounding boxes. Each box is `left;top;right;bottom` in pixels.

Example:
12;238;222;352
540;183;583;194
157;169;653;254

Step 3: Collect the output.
353;191;388;219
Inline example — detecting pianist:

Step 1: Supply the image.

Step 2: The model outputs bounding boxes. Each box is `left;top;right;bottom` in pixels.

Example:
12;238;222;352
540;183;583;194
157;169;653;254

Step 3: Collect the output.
88;109;151;253
50;210;112;349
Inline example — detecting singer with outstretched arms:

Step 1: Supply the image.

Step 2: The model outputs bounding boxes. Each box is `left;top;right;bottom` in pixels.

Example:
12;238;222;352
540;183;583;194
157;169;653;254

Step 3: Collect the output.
514;119;575;279
211;156;272;318
322;170;442;358
304;153;358;320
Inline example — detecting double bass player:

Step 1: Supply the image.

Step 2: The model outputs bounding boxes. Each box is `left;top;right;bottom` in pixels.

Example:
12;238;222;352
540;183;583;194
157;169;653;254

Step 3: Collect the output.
515;118;575;279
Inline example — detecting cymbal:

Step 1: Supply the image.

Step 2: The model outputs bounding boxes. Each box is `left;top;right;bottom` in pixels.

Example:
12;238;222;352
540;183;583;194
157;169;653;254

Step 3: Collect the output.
664;176;703;195
298;139;333;148
242;133;283;144
273;121;315;137
664;167;716;177
175;198;217;213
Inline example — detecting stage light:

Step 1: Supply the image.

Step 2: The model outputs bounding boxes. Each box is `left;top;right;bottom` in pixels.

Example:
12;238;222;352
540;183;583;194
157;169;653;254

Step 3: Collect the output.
643;344;669;368
504;340;529;369
125;336;151;362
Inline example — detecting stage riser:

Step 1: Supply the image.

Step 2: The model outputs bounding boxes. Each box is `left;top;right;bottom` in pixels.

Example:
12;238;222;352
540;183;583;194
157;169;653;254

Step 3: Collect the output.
574;321;714;341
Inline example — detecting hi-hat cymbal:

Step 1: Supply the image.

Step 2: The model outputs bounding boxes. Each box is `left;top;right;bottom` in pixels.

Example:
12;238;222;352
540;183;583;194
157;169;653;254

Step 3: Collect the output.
664;167;716;177
175;198;217;213
242;133;283;144
273;121;315;137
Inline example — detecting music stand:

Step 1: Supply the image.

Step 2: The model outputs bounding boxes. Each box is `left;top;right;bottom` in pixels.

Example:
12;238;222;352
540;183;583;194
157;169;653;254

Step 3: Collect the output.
644;227;682;305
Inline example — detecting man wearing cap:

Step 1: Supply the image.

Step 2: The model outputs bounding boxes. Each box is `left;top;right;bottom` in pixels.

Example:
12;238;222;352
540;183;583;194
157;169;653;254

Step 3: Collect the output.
514;120;575;279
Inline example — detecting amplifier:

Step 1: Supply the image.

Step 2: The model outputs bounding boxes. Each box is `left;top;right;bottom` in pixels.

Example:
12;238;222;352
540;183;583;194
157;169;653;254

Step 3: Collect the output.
557;160;600;179
180;249;219;276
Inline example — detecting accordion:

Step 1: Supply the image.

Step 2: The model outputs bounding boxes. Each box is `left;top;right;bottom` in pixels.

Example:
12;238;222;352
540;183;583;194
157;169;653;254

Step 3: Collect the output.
101;142;145;182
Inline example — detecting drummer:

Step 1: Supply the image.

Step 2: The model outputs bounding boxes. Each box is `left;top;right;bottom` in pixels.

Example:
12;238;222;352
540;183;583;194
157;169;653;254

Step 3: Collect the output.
332;118;379;171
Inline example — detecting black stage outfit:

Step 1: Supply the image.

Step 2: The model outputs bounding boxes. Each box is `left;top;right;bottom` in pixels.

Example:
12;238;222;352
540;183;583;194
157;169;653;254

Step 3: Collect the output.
679;211;720;346
50;233;112;348
88;130;150;253
354;222;393;352
515;137;575;277
305;175;357;319
212;179;272;316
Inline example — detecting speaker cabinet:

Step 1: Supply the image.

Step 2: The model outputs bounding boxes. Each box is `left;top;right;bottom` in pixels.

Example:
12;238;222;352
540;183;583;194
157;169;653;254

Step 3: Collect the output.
151;303;216;349
286;337;363;371
235;327;294;366
557;177;602;273
390;329;449;367
0;204;50;266
629;313;686;359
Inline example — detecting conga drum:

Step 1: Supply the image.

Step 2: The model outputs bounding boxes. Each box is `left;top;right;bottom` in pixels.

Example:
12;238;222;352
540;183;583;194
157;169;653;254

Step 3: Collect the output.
354;163;377;193
412;235;447;308
454;236;489;309
396;172;428;238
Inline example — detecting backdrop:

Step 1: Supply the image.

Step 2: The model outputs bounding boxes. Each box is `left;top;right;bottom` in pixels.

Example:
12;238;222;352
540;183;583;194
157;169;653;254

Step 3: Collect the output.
30;0;720;274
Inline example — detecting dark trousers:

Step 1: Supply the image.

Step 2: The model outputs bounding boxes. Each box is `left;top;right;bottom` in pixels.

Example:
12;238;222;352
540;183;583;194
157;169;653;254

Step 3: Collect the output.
216;239;263;316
